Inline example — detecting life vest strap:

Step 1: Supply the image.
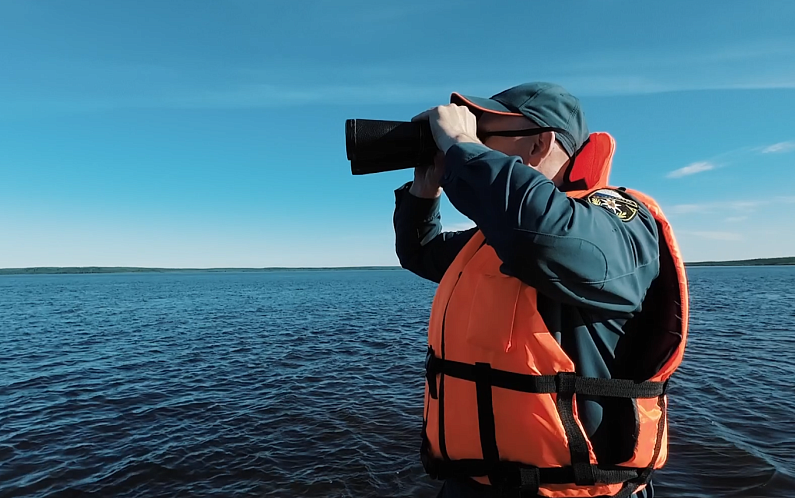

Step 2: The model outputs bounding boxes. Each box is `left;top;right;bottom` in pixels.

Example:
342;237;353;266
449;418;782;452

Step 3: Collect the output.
555;371;596;486
420;454;652;497
425;347;668;400
424;348;668;495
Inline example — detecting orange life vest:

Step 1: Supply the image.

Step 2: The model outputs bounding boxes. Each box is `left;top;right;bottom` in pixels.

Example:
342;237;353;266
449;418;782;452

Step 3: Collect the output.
421;133;689;498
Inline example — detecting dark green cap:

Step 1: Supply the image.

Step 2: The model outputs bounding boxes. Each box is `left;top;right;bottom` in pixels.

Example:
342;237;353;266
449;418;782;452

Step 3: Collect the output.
451;82;589;157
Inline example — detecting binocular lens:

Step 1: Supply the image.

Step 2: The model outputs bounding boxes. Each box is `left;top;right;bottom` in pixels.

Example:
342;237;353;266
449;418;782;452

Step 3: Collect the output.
346;119;438;175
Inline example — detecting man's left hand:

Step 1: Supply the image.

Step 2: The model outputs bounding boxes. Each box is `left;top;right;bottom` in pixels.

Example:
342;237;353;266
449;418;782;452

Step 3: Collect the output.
412;104;481;154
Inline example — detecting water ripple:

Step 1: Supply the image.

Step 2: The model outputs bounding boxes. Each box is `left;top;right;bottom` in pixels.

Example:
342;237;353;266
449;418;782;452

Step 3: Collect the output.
1;267;793;497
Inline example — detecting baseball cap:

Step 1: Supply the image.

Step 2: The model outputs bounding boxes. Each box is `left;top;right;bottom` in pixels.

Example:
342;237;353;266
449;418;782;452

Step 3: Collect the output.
450;82;589;157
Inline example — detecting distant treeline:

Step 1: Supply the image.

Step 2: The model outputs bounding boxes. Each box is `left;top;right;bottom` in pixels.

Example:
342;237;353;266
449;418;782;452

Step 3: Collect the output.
1;258;793;275
0;266;404;275
685;257;795;267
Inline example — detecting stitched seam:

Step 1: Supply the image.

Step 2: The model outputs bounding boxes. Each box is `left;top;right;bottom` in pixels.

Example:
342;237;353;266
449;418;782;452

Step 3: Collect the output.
518;88;544;109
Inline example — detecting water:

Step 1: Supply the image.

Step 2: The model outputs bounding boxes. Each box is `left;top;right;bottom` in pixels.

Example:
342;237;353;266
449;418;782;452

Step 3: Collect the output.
1;267;794;498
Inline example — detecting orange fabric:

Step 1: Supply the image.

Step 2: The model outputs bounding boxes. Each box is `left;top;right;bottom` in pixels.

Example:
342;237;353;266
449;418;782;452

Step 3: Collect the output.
567;132;615;191
422;133;689;497
624;189;690;383
624;396;667;468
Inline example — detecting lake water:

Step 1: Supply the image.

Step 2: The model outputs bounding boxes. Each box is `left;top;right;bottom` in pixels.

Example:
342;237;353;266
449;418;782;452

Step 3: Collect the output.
1;267;794;497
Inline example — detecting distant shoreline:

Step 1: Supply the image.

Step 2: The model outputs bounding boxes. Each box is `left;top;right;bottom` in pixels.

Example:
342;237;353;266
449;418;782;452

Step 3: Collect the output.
684;256;795;267
1;257;794;275
0;266;405;275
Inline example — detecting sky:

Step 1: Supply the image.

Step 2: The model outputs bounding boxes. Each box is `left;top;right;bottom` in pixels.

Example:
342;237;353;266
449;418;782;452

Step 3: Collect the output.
1;0;794;268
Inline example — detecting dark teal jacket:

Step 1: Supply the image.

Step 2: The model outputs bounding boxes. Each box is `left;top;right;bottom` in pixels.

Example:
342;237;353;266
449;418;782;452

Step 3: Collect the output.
393;143;661;491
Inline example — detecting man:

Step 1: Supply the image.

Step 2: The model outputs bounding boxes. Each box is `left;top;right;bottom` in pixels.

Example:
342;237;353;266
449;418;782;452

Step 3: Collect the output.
393;83;689;498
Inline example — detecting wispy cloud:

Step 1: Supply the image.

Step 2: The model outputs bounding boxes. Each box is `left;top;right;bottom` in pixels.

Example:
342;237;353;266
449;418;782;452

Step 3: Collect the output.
669;204;703;214
684;231;743;241
667;138;795;180
556;40;795;95
667;161;716;179
668;198;789;215
3;36;795;116
0;83;465;114
725;216;749;223
761;141;795;154
667;197;768;214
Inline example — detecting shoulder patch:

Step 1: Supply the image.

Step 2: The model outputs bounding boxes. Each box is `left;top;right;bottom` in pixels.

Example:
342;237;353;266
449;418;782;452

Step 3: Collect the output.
587;189;639;222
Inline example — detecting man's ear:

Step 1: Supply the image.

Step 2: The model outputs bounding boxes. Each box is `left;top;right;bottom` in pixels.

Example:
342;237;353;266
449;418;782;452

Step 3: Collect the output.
527;131;556;166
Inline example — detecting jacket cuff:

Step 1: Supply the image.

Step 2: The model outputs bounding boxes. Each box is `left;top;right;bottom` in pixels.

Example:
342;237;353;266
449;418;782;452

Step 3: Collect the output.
395;182;441;222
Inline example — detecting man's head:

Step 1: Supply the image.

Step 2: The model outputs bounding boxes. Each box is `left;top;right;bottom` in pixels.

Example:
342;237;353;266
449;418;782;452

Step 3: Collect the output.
450;82;589;185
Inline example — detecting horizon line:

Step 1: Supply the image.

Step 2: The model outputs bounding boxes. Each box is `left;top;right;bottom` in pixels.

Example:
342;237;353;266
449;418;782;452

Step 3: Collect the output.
2;256;794;275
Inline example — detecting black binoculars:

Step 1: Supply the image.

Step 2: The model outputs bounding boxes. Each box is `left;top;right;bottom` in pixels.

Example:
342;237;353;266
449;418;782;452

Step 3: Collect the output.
345;119;437;175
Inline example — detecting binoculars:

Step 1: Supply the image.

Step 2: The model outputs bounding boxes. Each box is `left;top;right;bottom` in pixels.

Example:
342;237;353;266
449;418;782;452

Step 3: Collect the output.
345;119;437;175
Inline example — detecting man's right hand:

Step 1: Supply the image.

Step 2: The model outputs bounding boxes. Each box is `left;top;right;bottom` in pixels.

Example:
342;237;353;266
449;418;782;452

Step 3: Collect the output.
409;151;445;199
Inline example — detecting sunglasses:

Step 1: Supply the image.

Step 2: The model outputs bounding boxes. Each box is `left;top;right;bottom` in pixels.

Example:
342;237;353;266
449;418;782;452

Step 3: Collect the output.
477;126;567;142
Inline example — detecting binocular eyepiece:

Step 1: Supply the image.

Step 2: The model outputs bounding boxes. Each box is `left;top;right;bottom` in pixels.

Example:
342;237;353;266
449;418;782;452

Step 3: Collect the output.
345;119;438;175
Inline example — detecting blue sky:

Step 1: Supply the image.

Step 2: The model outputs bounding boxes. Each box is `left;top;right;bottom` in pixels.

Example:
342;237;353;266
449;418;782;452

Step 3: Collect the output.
1;0;794;267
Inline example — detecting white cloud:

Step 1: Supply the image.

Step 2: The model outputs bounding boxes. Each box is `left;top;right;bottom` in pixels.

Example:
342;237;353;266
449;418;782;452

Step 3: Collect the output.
3;37;795;117
729;201;764;210
725;216;749;223
667;161;716;179
761;141;795;154
669;204;704;215
669;199;771;215
664;141;793;182
686;231;743;241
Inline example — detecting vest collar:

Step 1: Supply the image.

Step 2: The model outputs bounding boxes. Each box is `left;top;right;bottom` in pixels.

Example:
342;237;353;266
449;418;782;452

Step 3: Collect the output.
558;132;616;196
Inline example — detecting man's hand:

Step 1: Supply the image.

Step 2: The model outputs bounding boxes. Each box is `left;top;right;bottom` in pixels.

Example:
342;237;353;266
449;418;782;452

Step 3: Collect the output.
412;104;481;154
408;104;481;199
409;151;445;198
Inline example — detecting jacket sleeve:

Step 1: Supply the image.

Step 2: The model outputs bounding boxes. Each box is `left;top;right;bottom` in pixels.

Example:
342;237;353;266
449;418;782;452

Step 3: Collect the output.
439;143;660;313
393;182;477;284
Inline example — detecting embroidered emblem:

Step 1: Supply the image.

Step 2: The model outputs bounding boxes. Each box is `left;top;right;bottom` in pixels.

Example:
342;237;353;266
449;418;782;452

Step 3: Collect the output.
587;189;639;222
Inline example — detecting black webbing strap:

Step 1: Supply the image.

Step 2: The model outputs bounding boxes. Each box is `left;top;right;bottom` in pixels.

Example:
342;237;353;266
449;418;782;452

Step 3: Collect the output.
423;353;666;494
474;362;501;487
629;393;667;495
555;372;595;486
650;393;667;468
518;467;540;497
591;394;667;498
426;458;644;485
425;353;668;399
608;393;667;498
425;346;439;399
438;350;449;461
612;481;643;498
